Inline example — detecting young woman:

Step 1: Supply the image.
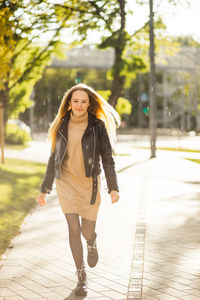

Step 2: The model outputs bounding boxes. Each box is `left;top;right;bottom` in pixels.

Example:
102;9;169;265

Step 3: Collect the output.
36;83;120;296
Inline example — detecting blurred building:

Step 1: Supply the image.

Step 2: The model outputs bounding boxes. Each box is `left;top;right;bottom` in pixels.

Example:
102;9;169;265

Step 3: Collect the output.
51;45;114;69
26;44;200;132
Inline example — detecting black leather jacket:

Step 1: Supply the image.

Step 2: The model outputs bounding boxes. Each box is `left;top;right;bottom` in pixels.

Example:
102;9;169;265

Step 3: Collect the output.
40;111;119;204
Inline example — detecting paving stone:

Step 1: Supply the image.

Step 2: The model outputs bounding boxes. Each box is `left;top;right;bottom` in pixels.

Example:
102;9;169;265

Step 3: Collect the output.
2;259;20;266
180;295;200;300
4;289;17;297
37;293;63;300
49;286;72;296
0;280;11;288
184;288;200;297
89;282;110;292
8;282;29;291
1;154;200;300
143;286;163;296
3;296;25;300
100;289;125;299
155;295;181;300
158;287;190;298
12;288;41;299
109;283;128;293
87;289;105;298
168;281;194;291
22;283;50;294
142;296;155;300
88;297;111;299
0;288;6;297
171;276;193;285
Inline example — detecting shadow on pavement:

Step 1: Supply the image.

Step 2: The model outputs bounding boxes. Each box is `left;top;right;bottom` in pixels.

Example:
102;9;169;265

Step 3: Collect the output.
63;289;87;299
143;190;200;298
117;158;150;173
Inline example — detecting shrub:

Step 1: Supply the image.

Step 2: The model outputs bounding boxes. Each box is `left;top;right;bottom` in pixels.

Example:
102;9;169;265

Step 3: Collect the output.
116;97;132;116
5;123;31;145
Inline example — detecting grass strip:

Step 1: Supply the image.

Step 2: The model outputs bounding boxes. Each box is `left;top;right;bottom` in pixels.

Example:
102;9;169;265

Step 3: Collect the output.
5;143;29;150
114;153;131;156
0;158;46;257
186;158;200;164
133;146;200;153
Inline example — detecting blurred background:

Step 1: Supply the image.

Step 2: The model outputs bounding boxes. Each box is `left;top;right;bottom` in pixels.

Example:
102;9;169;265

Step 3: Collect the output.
1;0;200;143
1;2;200;299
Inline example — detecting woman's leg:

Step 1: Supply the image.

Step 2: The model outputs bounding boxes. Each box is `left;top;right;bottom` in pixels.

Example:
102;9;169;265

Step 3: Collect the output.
64;213;83;269
64;213;87;296
81;217;98;268
81;217;96;243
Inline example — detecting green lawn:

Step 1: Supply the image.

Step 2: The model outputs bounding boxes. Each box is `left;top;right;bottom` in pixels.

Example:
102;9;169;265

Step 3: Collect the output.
133;146;200;153
0;158;46;257
114;153;131;156
186;159;200;164
5;143;29;150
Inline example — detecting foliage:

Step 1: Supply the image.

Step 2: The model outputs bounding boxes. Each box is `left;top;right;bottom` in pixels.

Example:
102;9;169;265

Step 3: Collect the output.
54;0;183;108
175;36;200;47
0;1;16;91
0;0;67;120
5;123;31;145
97;90;111;100
21;68;111;130
0;158;46;257
116;97;132;116
55;0;144;106
97;90;132;117
33;68;76;129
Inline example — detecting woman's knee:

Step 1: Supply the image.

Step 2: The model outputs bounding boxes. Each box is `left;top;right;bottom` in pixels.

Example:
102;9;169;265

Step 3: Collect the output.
69;224;81;237
81;227;94;241
65;213;81;237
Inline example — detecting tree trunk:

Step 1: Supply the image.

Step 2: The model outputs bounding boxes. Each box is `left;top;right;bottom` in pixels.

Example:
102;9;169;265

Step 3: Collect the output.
0;87;9;124
0;103;5;164
118;0;125;29
108;74;125;107
108;0;126;107
149;0;157;158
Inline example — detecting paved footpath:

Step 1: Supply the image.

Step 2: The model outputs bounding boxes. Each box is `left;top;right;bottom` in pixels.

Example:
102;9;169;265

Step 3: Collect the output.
1;145;200;299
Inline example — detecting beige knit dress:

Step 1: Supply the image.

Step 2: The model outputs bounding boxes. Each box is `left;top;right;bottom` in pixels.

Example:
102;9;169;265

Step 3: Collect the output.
56;112;101;221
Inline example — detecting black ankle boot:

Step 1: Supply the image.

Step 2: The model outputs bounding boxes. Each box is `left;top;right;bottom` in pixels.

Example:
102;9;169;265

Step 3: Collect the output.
74;263;87;296
87;233;98;268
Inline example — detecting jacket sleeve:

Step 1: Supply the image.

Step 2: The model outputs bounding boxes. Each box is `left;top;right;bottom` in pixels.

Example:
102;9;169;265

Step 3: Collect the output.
99;122;119;193
40;151;55;194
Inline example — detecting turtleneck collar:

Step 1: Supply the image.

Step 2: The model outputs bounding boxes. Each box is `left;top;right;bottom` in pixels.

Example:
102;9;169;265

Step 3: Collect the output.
70;111;88;123
61;110;97;127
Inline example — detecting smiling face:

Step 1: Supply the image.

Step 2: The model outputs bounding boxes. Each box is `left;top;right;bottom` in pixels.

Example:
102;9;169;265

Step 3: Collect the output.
70;89;90;118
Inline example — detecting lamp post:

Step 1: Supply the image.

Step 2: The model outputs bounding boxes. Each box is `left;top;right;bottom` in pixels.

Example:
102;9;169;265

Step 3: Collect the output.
149;0;157;158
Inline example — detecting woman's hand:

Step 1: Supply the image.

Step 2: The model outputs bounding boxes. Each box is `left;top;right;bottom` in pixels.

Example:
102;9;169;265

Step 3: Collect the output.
36;192;47;207
110;190;120;204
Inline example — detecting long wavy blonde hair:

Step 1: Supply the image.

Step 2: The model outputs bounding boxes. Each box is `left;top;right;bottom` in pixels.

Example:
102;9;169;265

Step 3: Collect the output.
48;83;120;152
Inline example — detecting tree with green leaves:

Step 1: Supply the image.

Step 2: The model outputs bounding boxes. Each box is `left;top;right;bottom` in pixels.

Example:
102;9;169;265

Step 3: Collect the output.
54;0;146;107
0;0;66;122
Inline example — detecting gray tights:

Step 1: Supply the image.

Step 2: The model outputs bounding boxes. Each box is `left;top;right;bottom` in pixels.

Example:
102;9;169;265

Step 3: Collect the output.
64;213;96;269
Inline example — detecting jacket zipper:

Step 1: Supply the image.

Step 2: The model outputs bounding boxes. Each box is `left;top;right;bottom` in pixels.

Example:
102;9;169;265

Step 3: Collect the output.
58;129;68;176
90;126;96;176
